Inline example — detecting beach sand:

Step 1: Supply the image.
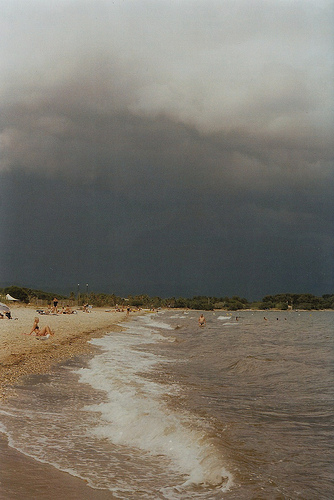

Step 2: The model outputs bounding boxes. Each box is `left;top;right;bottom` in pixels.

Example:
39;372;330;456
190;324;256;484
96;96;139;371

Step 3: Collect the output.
0;304;138;400
0;304;144;499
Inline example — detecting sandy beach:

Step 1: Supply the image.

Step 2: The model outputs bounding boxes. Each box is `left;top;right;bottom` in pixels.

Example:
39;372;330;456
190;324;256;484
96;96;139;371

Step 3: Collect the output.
0;304;139;400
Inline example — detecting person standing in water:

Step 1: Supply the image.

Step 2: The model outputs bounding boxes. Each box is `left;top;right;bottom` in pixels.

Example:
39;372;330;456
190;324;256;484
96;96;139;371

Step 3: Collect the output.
198;314;206;327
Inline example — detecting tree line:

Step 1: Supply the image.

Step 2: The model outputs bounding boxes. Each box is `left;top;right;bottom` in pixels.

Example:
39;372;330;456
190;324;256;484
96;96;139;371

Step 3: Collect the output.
1;286;334;311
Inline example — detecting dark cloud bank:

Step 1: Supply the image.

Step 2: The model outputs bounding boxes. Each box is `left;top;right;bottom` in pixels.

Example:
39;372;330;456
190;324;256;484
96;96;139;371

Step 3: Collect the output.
0;0;333;299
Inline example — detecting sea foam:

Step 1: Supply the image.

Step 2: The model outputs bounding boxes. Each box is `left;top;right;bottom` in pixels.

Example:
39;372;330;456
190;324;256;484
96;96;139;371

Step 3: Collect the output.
77;319;232;491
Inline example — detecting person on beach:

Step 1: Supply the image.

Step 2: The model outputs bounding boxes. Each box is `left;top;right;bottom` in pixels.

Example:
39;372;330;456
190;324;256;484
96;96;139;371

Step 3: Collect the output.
27;317;54;337
198;314;206;327
52;297;58;313
83;303;90;312
0;311;11;319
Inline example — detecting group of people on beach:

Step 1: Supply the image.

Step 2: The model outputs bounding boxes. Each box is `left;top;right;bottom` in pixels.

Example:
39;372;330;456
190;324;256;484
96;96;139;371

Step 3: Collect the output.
37;298;76;315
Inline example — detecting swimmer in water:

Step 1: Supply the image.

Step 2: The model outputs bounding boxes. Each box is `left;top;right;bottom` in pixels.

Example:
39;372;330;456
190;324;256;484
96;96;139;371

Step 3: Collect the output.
198;314;206;327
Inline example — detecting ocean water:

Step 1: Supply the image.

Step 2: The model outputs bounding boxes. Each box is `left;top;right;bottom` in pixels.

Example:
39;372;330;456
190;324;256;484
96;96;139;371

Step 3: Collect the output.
0;310;333;499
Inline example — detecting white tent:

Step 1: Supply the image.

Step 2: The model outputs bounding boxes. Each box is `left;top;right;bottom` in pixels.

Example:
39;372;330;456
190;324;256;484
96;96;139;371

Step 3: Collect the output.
6;294;19;301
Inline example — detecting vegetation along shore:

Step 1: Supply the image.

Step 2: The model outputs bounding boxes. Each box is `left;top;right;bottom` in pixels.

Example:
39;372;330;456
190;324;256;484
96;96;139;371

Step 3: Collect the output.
2;285;334;311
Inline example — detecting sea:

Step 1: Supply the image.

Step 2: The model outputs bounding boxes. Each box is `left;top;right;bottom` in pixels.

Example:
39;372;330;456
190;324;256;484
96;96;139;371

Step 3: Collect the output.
0;310;333;499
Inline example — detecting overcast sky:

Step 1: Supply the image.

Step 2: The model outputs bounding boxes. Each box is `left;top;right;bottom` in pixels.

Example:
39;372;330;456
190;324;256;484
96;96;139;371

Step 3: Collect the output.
1;0;333;299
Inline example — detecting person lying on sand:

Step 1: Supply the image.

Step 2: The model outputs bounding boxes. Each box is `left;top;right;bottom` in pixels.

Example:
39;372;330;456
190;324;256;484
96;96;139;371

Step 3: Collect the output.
26;317;54;337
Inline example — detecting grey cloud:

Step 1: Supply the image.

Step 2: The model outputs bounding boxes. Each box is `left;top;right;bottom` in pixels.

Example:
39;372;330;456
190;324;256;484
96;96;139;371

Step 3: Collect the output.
1;0;332;137
0;0;333;298
1;84;332;222
2;165;332;298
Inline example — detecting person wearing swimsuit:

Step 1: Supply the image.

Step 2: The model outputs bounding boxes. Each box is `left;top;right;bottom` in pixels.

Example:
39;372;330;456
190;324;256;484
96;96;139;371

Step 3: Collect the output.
52;298;58;313
28;317;54;337
198;314;206;327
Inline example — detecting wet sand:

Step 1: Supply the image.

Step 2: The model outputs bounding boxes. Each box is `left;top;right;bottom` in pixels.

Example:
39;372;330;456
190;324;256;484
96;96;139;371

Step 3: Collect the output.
0;433;117;500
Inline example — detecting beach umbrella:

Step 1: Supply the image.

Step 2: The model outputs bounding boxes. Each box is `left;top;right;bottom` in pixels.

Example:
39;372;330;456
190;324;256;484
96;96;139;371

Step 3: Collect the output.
0;302;11;313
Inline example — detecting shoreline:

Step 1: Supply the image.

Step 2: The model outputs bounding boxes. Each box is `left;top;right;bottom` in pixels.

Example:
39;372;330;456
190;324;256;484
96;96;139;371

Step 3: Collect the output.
0;304;147;499
0;305;327;399
0;305;143;400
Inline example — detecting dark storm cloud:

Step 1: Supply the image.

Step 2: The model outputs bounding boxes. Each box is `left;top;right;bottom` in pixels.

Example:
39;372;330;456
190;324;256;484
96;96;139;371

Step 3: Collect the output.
0;0;333;297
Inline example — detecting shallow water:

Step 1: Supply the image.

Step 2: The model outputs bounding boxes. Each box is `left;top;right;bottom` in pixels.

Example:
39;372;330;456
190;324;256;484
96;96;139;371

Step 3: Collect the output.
0;310;333;499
